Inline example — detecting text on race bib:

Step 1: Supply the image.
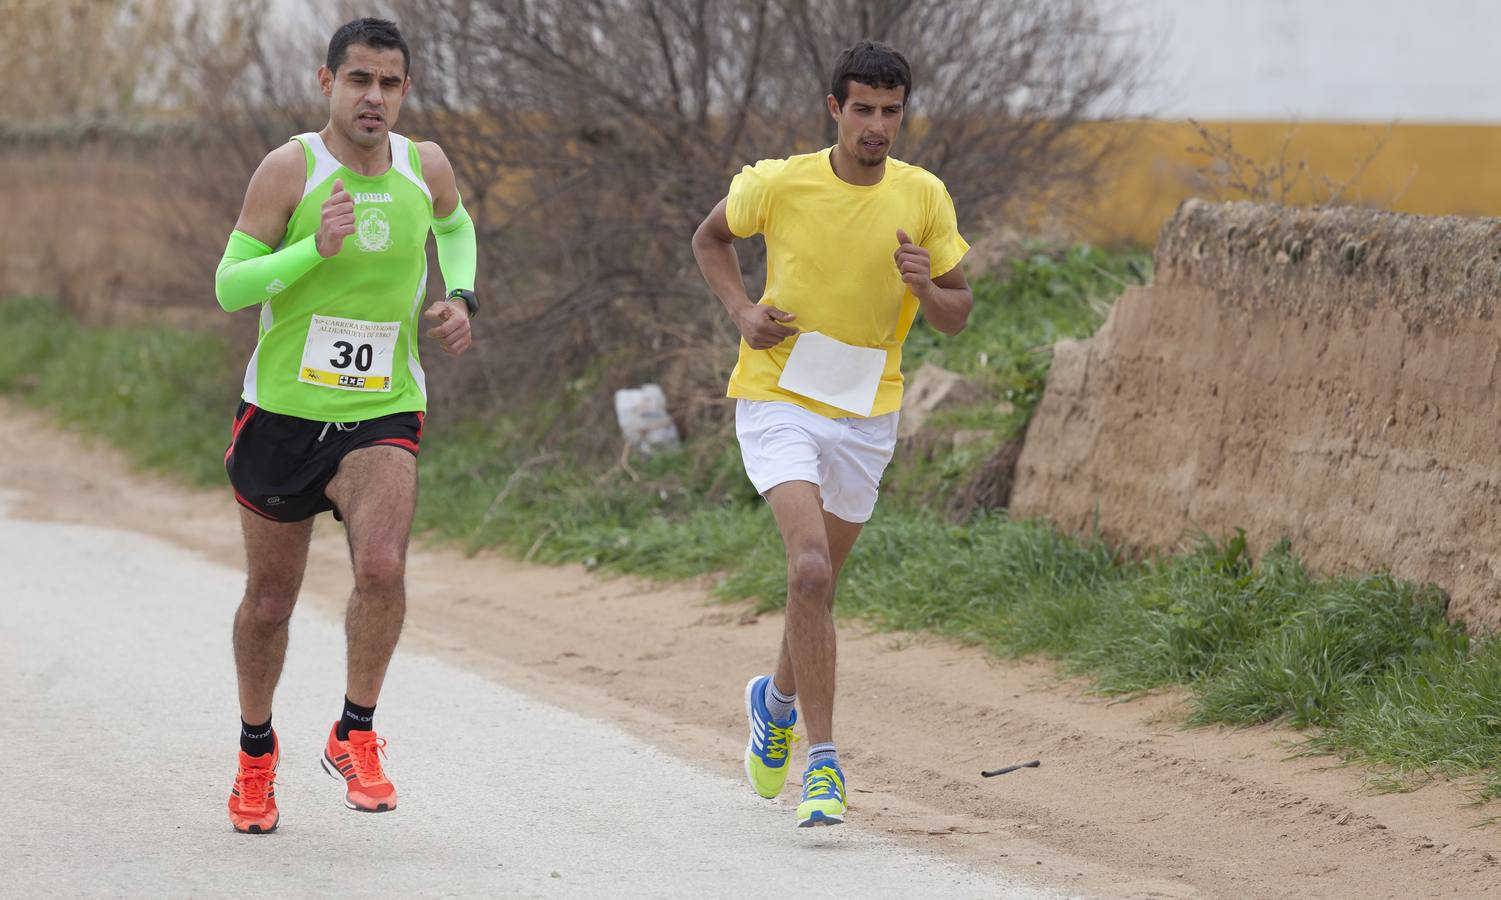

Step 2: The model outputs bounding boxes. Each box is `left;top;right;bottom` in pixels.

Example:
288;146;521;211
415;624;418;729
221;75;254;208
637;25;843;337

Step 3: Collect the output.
298;314;399;392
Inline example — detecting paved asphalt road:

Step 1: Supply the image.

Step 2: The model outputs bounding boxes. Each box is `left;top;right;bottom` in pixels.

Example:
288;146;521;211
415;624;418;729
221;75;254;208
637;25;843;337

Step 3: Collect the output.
1;493;1056;899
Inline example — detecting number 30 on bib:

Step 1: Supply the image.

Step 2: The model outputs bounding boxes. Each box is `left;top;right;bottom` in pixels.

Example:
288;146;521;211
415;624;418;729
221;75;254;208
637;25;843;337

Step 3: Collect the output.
298;315;399;392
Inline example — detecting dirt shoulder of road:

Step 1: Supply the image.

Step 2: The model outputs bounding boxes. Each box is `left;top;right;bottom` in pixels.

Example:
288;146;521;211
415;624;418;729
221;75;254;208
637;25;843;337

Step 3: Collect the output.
8;398;1500;899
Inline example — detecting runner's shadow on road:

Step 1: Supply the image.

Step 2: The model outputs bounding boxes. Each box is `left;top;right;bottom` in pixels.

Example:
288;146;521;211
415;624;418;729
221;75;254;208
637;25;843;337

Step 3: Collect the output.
787;833;852;851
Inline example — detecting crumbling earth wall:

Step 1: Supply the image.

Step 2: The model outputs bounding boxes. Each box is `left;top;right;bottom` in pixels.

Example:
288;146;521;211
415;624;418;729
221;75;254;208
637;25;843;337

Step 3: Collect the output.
1011;199;1501;628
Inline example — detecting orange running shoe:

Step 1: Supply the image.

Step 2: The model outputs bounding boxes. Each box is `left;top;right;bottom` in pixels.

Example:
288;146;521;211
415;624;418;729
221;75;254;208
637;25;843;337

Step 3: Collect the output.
228;735;279;834
322;723;397;812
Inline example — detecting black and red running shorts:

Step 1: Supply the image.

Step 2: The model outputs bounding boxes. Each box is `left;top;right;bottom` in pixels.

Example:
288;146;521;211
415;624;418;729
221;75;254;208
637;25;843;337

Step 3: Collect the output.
223;401;424;523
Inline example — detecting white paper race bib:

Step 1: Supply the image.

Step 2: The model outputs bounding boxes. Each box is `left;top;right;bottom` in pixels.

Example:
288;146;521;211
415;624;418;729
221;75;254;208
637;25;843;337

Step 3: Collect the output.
776;331;887;416
298;315;399;392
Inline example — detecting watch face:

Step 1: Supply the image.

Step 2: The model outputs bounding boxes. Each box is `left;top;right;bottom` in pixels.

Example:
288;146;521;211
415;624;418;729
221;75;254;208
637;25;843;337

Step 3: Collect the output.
450;291;478;317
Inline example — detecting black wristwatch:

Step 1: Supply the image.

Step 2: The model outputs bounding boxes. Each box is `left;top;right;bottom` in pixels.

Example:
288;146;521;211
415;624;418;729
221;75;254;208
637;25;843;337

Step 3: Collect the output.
447;288;479;319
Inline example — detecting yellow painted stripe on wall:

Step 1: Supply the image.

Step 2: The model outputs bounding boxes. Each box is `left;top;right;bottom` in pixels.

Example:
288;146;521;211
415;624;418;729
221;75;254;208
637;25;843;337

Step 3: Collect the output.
1082;121;1501;247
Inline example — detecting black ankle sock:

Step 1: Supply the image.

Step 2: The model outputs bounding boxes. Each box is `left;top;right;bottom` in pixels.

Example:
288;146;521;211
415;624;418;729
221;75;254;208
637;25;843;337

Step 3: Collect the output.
240;717;274;757
337;697;377;740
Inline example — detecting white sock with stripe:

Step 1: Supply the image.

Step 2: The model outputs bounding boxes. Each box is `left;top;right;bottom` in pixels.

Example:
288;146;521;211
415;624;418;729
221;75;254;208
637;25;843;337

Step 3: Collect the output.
806;742;839;769
764;678;796;724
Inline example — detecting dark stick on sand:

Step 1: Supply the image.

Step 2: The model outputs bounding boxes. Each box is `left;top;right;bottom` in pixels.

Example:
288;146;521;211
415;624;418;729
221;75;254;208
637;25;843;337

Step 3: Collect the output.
981;759;1041;778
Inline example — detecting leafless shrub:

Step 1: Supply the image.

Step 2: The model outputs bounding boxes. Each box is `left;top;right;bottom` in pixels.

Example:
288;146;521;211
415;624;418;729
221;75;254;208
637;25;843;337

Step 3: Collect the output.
0;2;332;314
4;1;1144;440
0;0;181;123
0;1;188;314
387;0;1145;434
149;3;331;299
1185;118;1411;209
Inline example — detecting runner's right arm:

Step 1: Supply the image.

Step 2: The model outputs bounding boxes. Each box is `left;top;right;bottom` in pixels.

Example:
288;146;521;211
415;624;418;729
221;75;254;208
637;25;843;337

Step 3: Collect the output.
214;143;351;312
691;198;798;350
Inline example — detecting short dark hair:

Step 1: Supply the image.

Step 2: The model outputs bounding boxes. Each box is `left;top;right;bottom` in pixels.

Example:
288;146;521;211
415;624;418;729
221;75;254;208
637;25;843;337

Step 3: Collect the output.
326;18;410;77
830;41;912;107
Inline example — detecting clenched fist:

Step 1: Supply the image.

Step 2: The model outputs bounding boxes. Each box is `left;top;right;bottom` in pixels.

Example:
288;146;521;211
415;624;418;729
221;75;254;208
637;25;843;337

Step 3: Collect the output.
316;178;356;258
733;303;798;350
894;228;934;299
423;299;473;356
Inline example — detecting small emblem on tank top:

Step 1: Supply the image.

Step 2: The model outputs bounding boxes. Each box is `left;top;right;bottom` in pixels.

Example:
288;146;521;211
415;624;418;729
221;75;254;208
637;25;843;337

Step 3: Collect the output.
356;207;392;252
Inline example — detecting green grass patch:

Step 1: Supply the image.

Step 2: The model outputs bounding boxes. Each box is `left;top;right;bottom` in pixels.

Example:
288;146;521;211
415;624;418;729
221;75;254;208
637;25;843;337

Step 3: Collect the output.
0;298;238;485
7;243;1501;803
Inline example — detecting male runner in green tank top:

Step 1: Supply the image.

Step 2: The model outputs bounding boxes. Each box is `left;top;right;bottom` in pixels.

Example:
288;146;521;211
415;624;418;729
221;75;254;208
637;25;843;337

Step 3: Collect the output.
212;18;480;834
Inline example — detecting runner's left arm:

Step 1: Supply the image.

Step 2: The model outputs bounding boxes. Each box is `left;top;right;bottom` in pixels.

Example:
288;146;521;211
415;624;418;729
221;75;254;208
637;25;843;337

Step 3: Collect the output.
895;227;972;335
418;142;475;356
420;142;476;296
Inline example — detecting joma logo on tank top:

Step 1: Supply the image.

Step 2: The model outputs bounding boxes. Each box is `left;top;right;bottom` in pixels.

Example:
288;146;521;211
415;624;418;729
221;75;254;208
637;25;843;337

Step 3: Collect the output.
353;192;393;203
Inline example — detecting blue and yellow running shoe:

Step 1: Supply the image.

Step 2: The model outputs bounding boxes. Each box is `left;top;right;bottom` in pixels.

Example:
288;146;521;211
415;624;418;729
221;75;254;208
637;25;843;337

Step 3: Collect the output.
744;675;799;799
796;760;846;827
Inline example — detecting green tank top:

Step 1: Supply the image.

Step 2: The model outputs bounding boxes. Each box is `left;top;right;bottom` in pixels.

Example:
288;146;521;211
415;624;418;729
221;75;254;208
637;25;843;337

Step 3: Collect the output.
240;131;434;421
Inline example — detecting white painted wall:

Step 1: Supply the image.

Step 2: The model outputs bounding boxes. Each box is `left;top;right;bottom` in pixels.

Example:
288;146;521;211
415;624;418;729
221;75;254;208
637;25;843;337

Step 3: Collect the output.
1121;0;1501;122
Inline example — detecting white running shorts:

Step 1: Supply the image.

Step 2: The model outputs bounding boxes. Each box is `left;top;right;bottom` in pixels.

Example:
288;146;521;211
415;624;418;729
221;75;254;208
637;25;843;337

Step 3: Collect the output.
734;399;900;524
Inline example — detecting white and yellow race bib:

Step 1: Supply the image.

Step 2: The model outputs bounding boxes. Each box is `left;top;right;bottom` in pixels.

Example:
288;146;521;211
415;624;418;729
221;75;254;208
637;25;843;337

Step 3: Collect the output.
298;315;399;392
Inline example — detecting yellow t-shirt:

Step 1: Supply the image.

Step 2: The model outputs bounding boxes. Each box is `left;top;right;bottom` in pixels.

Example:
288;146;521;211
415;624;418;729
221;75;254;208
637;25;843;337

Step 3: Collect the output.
725;146;969;418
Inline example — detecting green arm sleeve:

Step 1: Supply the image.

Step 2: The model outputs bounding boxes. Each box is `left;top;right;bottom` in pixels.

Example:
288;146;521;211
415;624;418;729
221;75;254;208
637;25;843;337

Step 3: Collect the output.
214;230;325;312
432;199;477;294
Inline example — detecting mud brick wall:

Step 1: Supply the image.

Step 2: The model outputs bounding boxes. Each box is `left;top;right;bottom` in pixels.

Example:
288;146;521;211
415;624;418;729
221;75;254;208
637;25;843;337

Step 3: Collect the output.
1012;199;1501;628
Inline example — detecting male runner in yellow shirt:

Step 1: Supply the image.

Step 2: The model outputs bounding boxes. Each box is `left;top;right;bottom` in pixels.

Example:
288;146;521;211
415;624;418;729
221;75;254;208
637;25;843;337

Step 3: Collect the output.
692;41;971;827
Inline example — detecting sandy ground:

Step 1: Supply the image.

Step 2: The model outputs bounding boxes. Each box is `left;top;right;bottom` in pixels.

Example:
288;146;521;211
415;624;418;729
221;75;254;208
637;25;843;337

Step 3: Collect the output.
5;398;1501;898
